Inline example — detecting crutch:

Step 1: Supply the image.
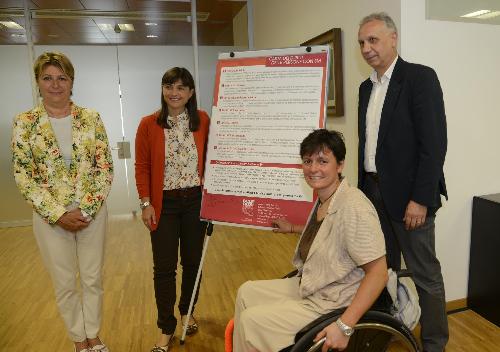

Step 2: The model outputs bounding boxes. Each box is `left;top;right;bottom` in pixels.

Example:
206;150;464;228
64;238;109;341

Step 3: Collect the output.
180;221;214;344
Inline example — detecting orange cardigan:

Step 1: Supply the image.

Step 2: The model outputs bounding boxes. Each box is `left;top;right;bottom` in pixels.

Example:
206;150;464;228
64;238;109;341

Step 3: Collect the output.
135;110;210;230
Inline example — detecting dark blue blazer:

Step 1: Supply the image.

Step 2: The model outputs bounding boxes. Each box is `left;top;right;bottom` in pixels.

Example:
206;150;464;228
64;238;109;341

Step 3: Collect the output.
358;57;448;221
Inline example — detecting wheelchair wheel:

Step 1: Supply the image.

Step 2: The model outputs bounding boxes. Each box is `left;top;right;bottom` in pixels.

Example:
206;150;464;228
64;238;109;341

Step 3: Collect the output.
289;311;419;352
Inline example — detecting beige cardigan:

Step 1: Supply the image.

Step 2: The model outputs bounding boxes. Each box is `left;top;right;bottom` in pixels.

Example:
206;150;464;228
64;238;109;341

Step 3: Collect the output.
292;179;386;312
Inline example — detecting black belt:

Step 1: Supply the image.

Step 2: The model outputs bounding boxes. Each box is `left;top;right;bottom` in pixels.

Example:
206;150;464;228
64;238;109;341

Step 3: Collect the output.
163;186;201;198
365;172;379;182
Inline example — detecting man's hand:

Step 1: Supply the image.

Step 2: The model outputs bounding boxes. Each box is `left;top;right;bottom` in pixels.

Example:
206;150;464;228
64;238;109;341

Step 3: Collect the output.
142;205;156;231
56;209;90;232
314;321;350;352
403;200;427;230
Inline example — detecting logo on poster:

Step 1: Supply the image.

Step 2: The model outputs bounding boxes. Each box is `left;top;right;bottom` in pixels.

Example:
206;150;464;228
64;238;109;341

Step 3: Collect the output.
242;199;255;217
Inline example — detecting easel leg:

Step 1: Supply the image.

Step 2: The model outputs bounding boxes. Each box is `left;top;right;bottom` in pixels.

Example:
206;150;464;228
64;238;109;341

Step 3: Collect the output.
180;222;213;344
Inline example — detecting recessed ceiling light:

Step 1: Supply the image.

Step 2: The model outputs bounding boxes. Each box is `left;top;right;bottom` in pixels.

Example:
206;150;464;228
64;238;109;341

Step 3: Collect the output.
477;10;500;19
0;21;24;29
118;24;135;31
98;23;113;30
47;34;59;37
461;10;491;18
147;34;158;38
11;33;25;37
145;22;158;26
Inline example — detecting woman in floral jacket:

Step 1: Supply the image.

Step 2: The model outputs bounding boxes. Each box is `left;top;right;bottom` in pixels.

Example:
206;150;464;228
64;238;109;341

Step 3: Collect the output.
11;52;113;352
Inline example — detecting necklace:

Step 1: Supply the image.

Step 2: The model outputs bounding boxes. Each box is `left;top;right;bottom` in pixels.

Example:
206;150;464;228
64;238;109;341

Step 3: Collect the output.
319;180;340;207
319;189;336;207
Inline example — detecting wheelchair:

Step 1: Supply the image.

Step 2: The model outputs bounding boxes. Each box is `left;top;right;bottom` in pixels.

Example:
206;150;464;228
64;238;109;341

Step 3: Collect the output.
280;270;420;352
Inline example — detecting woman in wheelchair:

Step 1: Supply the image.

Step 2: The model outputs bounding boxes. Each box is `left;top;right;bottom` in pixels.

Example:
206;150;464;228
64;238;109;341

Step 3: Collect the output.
233;129;388;352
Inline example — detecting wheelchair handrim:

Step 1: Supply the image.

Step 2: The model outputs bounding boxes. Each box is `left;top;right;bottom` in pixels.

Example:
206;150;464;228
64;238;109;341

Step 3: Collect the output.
355;322;417;351
303;323;417;352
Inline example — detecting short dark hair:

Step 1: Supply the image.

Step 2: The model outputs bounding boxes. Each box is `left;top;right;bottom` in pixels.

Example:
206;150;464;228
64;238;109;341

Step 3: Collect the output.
157;67;200;130
300;129;346;163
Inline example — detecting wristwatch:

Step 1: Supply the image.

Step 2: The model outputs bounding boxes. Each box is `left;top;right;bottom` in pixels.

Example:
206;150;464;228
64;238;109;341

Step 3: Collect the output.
139;201;151;210
336;318;354;337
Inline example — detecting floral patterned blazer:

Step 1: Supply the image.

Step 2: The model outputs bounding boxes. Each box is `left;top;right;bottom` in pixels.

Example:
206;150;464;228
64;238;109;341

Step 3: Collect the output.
11;102;114;224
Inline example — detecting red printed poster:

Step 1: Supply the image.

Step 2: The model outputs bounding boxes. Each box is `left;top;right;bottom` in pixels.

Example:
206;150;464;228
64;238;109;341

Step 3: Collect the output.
201;47;330;229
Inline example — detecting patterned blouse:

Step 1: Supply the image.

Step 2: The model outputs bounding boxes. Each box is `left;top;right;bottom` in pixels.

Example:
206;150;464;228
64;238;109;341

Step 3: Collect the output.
11;103;114;224
163;111;200;190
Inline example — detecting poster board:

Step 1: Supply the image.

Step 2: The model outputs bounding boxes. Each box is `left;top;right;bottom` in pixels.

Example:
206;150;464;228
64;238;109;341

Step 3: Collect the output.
201;46;330;229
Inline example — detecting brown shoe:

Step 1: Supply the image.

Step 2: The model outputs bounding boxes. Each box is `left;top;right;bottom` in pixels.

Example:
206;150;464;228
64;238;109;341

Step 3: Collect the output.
151;335;174;352
185;317;198;336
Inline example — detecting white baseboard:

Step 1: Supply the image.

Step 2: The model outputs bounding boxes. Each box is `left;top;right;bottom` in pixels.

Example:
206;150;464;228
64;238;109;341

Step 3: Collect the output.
0;219;32;228
108;213;136;220
0;212;137;229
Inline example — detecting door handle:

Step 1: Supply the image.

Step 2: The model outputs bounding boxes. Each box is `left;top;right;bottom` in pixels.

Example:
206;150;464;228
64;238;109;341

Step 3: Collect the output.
112;141;131;159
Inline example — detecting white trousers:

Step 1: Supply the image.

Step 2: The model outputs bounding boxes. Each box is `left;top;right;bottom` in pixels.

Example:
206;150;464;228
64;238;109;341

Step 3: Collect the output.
233;277;323;352
33;204;107;342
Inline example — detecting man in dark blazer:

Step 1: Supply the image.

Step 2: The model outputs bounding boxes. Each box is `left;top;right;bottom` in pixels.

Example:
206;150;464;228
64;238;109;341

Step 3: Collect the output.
357;13;448;352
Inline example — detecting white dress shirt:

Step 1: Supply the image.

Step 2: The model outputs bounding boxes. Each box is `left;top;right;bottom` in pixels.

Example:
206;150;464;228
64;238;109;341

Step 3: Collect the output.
364;56;398;173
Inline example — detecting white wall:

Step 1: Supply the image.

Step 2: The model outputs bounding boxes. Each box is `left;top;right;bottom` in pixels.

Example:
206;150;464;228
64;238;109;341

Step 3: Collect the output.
0;46;35;226
253;0;401;183
400;0;500;300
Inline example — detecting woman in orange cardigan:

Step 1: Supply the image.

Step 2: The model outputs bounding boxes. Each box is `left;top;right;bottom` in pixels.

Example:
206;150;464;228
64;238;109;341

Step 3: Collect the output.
135;67;209;352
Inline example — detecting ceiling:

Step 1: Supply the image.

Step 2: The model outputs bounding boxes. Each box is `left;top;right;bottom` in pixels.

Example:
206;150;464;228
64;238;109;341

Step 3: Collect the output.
3;1;497;46
427;0;500;25
0;0;247;45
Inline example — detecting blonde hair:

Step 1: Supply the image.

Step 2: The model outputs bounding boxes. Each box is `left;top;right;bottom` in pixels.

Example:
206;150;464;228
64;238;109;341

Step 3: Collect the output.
33;51;75;82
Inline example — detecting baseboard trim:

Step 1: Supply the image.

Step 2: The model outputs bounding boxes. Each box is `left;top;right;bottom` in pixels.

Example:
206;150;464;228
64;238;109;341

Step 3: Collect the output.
0;219;32;228
446;298;467;313
0;213;136;229
109;213;136;220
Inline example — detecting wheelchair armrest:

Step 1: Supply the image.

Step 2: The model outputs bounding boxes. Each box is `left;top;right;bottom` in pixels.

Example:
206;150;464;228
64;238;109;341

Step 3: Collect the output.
396;269;413;278
370;287;393;313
